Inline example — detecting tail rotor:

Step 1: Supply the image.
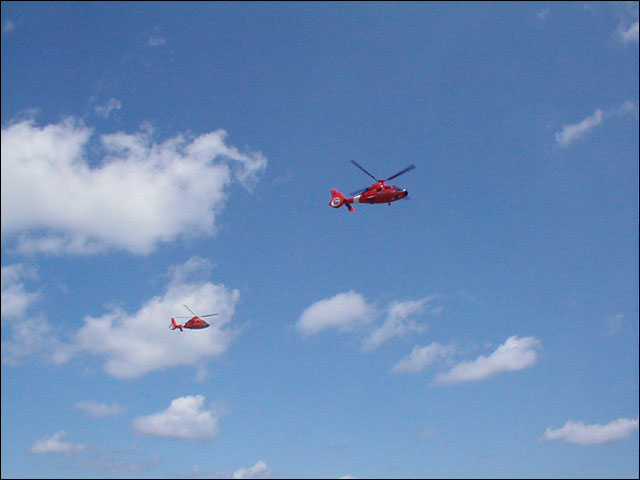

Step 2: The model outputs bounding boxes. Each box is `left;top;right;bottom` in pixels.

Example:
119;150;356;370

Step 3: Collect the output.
170;318;183;332
329;189;354;212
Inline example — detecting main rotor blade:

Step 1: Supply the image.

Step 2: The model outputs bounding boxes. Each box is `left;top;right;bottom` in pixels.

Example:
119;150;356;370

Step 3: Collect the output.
350;160;378;181
385;164;416;181
183;304;197;317
200;314;219;318
348;187;368;196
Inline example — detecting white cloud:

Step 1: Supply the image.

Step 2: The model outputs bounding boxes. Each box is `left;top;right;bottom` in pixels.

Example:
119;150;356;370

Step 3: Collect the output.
29;431;86;455
2;19;15;33
392;343;455;374
233;460;271;479
555;101;637;148
435;335;541;384
555;109;605;148
619;20;639;43
95;98;122;118
1;264;39;319
0;266;73;363
0;265;64;365
1;118;267;255
133;395;223;441
1;315;60;365
63;257;240;379
147;36;167;47
541;417;639;445
536;8;550;20
363;297;433;351
296;291;374;336
75;400;126;418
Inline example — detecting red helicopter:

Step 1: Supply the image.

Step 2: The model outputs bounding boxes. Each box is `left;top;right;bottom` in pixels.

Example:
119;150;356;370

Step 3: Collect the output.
169;304;219;332
330;160;416;212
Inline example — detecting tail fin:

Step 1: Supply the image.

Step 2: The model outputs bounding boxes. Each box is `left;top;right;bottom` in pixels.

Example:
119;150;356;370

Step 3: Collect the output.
329;189;354;212
170;318;183;332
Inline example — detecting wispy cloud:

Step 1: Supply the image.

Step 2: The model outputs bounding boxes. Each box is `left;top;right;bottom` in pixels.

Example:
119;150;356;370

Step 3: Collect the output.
555;109;605;148
146;36;167;47
296;291;374;336
541;417;639;445
435;335;541;384
1;264;76;365
29;431;86;455
536;8;550;20
392;343;454;374
0;264;62;365
75;401;126;418
2;19;15;33
363;298;433;351
233;461;271;479
95;98;122;119
1;264;39;318
619;20;639;43
1;314;62;366
133;395;223;441
555;101;637;148
1;118;267;255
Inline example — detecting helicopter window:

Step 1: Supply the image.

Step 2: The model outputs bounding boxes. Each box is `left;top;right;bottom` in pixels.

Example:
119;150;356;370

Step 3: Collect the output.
377;187;382;192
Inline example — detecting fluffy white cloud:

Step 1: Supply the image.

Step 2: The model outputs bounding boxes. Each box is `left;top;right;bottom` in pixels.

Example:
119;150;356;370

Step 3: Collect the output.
296;291;374;336
435;335;541;384
392;343;454;374
541;417;639;445
297;292;441;345
233;461;271;479
29;431;86;455
64;257;240;379
363;298;433;351
1;118;266;255
133;395;222;441
75;401;126;418
1;264;39;319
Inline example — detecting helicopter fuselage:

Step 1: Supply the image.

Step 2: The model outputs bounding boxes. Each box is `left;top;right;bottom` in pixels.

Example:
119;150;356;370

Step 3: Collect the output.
183;317;210;329
351;181;408;204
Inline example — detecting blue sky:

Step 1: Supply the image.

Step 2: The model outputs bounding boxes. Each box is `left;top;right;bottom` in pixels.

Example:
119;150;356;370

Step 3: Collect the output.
1;2;638;478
